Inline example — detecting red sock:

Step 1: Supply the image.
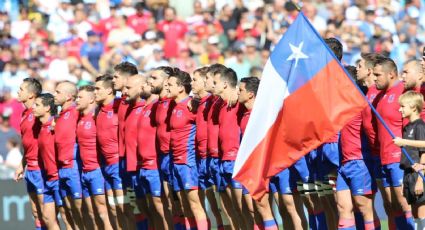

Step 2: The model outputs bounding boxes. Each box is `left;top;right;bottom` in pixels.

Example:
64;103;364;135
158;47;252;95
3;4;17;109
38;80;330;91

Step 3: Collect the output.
196;218;209;230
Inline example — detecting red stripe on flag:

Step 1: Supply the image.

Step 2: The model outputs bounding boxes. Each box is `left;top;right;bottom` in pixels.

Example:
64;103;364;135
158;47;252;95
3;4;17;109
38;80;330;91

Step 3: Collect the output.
234;60;367;199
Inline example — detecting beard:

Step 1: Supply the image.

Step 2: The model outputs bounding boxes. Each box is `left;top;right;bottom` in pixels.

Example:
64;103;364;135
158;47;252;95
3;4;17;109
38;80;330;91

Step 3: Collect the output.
151;85;162;95
140;91;151;99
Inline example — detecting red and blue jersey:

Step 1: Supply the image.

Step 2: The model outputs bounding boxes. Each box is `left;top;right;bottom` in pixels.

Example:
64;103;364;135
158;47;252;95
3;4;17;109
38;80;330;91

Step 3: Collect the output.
240;109;251;136
361;85;381;157
170;97;196;165
118;96;129;158
218;101;245;161
137;99;159;170
77;112;99;172
124;100;145;172
20;108;41;170
195;94;212;159
55;105;78;168
207;96;222;158
96;98;120;165
376;82;404;165
340;112;364;163
155;97;176;154
39;117;58;181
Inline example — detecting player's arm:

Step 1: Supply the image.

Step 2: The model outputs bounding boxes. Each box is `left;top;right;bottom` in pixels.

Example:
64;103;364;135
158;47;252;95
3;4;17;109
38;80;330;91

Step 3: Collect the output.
393;137;425;148
14;157;26;182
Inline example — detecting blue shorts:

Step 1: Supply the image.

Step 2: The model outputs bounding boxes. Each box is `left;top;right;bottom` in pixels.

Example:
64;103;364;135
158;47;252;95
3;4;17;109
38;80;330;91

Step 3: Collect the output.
125;171;144;198
173;164;199;191
304;152;319;182
219;160;243;191
316;143;339;181
198;158;211;190
103;163;123;191
365;156;383;180
242;186;249;195
138;169;162;197
44;180;63;206
81;168;105;198
270;168;297;194
159;153;173;184
58;168;82;199
25;169;45;195
381;163;404;187
294;156;313;183
207;157;221;187
336;160;375;195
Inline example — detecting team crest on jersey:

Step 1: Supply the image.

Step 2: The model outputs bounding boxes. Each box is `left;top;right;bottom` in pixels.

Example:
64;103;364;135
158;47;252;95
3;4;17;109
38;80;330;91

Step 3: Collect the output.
388;94;395;103
176;110;183;117
408;129;414;137
64;111;70;119
84;121;92;129
163;101;168;108
144;110;151;117
28;113;34;121
136;107;142;114
107;111;113;118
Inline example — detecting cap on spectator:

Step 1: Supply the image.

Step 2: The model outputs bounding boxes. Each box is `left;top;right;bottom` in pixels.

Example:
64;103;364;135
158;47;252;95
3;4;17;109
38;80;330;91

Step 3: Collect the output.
284;1;298;12
241;22;253;31
208;36;219;45
245;37;257;47
153;48;163;53
87;30;99;37
345;6;359;21
128;34;142;43
2;107;12;118
144;30;157;40
0;86;11;95
407;6;420;19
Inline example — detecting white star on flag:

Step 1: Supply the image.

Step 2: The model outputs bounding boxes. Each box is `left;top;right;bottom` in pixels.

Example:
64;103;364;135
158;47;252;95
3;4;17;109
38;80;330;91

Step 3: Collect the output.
286;42;309;68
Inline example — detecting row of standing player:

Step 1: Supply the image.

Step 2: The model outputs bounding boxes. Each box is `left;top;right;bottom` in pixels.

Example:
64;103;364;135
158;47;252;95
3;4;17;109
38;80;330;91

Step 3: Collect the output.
14;60;281;230
15;38;425;230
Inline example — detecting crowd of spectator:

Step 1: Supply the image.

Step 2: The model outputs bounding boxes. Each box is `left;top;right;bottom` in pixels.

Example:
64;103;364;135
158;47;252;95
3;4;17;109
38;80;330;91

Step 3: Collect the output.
0;0;425;179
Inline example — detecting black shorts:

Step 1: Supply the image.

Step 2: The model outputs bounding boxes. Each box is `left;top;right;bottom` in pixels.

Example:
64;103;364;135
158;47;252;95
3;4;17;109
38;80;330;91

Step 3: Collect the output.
403;170;425;205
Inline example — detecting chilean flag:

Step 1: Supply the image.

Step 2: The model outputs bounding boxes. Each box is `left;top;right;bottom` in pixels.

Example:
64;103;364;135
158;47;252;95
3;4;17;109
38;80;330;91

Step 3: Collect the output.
233;12;368;200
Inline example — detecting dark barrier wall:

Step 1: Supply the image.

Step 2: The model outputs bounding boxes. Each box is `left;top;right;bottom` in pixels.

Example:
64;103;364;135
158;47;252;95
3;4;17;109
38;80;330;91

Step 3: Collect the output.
0;180;33;229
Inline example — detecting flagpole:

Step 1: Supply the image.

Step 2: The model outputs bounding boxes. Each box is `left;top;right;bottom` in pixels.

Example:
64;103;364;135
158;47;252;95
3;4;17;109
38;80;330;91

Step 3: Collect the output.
297;12;425;181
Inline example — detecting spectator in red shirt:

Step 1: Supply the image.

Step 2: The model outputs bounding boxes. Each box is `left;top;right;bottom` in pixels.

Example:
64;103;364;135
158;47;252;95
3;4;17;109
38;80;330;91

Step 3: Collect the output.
157;7;188;59
127;2;153;35
0;86;24;132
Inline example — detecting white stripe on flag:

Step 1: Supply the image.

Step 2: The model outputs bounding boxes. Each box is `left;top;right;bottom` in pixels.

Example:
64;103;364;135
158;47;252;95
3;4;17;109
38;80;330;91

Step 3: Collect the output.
233;59;290;177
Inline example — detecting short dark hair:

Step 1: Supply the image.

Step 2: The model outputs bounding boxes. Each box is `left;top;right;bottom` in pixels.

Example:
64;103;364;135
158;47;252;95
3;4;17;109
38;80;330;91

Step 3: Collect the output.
345;65;367;94
214;67;238;88
240;77;260;96
193;66;209;78
208;63;227;75
360;53;385;68
325;38;343;61
79;85;95;93
375;56;398;74
37;93;57;115
171;68;192;94
113;61;138;76
155;66;176;77
96;74;114;89
23;78;42;96
345;65;357;81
